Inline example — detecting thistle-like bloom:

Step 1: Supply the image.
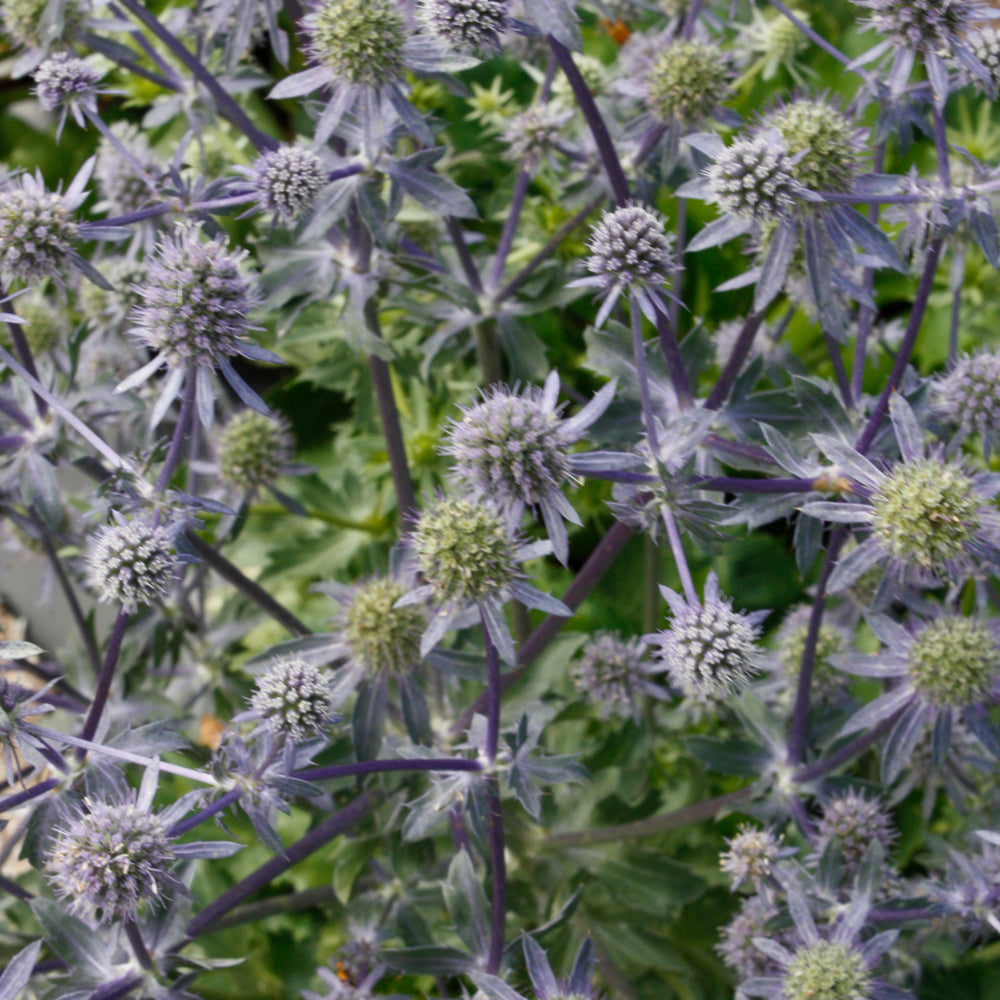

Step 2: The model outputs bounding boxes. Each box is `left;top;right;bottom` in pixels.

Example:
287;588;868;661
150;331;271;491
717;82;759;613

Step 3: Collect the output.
502;104;575;167
717;895;778;979
94;123;162;217
249;657;337;743
744;890;906;999
645;572;768;700
738;6;813;85
87;518;178;612
763;98;861;194
48;793;175;925
33;51;101;126
836;610;1000;781
705;132;802;224
815;791;896;871
771;604;850;707
934;351;1000;455
720;824;784;889
117;224;279;427
644;39;731;129
473;938;601;1000
79;256;148;336
967;26;1000;95
217;409;294;492
419;0;510;56
573;631;668;720
928;832;1000;940
806;395;1000;596
249;145;326;221
398;495;569;664
440;371;616;564
573;202;676;327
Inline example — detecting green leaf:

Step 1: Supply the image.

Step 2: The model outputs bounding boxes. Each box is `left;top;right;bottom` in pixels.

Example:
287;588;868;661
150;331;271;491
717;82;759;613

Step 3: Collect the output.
0;641;44;660
442;851;490;961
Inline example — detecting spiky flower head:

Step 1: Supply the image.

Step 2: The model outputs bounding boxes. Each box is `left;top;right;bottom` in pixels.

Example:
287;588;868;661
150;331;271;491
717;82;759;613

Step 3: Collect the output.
33;51;100;111
816;792;895;870
583;202;675;295
869;457;981;573
48;799;175;924
218;410;293;491
419;0;509;55
502;104;573;164
765;98;860;194
79;256;148;335
934;351;1000;443
705;132;801;223
774;604;849;704
645;39;730;127
94;123;161;216
782;940;872;1000
550;53;608;107
716;895;777;979
15;289;70;353
0;176;79;285
412;497;517;603
131;225;260;366
341;577;426;678
907;616;1000;709
87;518;178;612
573;632;665;719
251;145;326;221
250;657;336;742
720;824;783;889
967;27;1000;94
304;0;406;88
852;0;986;55
645;572;767;700
739;6;811;82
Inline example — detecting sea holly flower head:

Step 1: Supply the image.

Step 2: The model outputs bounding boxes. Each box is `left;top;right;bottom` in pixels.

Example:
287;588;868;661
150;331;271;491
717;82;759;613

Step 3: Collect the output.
33;51;102;129
934;351;1000;454
440;371;617;563
720;824;785;889
929;833;1000;940
248;657;337;743
248;144;327;222
217;409;294;493
772;604;850;707
573;202;676;327
644;38;731;129
815;791;896;871
473;937;600;1000
967;26;1000;95
644;572;768;700
738;5;813;84
94;122;162;216
717;894;778;979
502;104;575;167
305;0;405;88
87;516;179;613
418;0;510;57
79;256;148;336
573;631;668;720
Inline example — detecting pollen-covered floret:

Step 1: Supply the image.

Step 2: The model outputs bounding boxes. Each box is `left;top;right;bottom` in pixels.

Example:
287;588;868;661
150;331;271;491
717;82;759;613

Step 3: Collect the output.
250;658;336;742
419;0;509;55
934;352;1000;441
716;895;776;979
304;0;406;88
252;146;326;221
720;824;782;889
33;51;100;111
342;577;425;677
869;457;981;572
645;39;730;127
907;616;1000;709
48;800;175;924
853;0;982;54
87;519;178;612
765;98;860;194
0;184;78;285
131;225;260;366
218;410;293;491
706;133;801;222
782;940;872;1000
412;497;518;603
584;202;675;292
646;572;767;700
816;791;895;869
573;632;656;718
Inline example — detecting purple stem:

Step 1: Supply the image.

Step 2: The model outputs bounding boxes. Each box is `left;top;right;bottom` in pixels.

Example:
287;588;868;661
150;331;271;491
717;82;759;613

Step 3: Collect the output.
77;606;129;759
185;792;374;938
787;795;816;842
787;527;845;765
115;0;278;154
168;787;243;838
296;758;482;782
106;4;185;84
548;38;630;204
868;906;938;924
824;329;852;409
766;0;853;69
818;192;929;205
4;293;47;418
488;168;533;293
948;244;964;364
481;607;502;764
793;710;901;783
0;874;32;901
854;238;943;455
654;308;694;407
931;98;952;189
680;0;704;38
154;366;196;493
125;921;153;971
367;351;417;521
486;779;507;974
631;302;660;454
694;475;818;494
80;30;181;90
89;975;144;1000
704;311;764;410
0;394;31;428
704;434;780;467
0;777;59;813
445;217;484;296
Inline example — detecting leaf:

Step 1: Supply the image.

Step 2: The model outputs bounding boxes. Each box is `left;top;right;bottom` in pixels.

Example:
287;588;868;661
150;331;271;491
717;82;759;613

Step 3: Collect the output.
384;946;478;976
352;678;388;761
383;159;477;219
523;0;580;49
971;207;999;268
683;736;770;776
0;640;44;660
754;218;797;312
22;451;62;531
831;206;902;271
686;213;753;252
443;852;490;961
30;899;108;981
0;940;41;1000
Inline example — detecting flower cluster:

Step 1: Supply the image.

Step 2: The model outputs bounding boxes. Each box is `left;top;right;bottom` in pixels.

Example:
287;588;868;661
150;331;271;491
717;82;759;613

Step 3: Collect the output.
87;518;178;612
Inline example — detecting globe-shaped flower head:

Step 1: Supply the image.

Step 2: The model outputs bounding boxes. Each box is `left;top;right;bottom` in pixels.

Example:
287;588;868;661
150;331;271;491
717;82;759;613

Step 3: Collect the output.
87;518;178;613
340;577;426;679
967;26;1000;95
576;202;676;326
249;657;337;743
217;410;293;493
441;371;616;563
250;145;326;222
573;632;667;720
502;104;574;167
94;123;162;216
720;824;783;889
645;572;768;700
645;39;731;128
705;132;802;224
33;51;100;113
816;791;896;871
304;0;405;88
419;0;510;56
48;798;175;924
934;351;1000;453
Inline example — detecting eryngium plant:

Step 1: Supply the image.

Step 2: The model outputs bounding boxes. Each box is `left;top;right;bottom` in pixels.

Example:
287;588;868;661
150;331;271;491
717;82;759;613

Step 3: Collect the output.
3;1;1000;999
